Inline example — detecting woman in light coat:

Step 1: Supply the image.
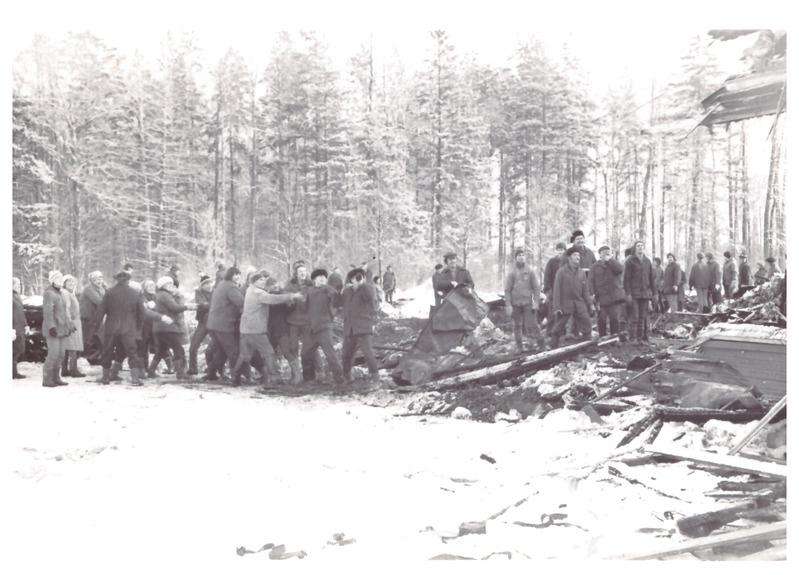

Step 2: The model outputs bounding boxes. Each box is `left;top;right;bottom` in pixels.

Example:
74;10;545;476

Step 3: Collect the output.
61;274;86;377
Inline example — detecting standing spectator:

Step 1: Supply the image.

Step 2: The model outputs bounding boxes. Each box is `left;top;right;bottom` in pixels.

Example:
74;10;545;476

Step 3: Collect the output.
382;265;396;305
706;252;723;305
688;253;711;313
764;256;781;279
302;268;344;384
432;264;444;307
93;270;146;386
60;275;85;378
341;268;380;384
722;251;737;299
570;230;596;271
738;252;752;287
42;270;71;387
79;270;106;359
151;276;196;380
234;272;303;387
206;266;244;382
504;247;545;353
652;257;665;312
12;277;28;379
187;274;213;375
542;242;567;336
327;267;344;294
624;240;657;345
550;247;594;349
372;276;384;305
678;269;688;312
588;246;625;341
662;253;682;316
166;263;181;288
434;251;474;299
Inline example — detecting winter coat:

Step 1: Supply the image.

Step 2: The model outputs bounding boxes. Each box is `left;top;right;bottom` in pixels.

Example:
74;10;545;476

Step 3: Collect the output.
552;263;592;315
574;246;596;270
543;254;565;294
285;277;314;326
206;279;245;333
663;262;682;294
653;265;664;293
738;261;751;286
327;271;344;294
504;263;540;307
194;288;212;324
588;258;625;306
239;285;296;335
708;260;722;289
722;259;737;285
268;301;291;340
152;288;188;334
342;281;377;337
434;266;474;296
93;280;143;336
13;291;27;356
382;270;396;291
63;290;84;351
43;285;71;337
307;284;340;334
689;261;711;290
624;254;657;299
79;283;105;320
764;262;781;278
678;270;688;302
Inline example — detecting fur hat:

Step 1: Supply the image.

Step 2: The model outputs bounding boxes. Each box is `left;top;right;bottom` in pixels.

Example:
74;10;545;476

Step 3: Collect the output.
443;251;457;262
311;268;328;281
199;274;212;286
513;247;525;257
598;245;611;254
156;276;174;290
723;251;732;259
224;266;241;281
88;270;103;282
346;267;365;284
249;271;267;284
696;253;704;260
292;260;307;271
667;252;675;260
565;246;580;258
555;242;567;251
114;270;131;281
766;256;776;264
739;252;747;259
705;252;715;260
129;281;142;292
61;274;75;285
570;230;585;243
434;263;444;271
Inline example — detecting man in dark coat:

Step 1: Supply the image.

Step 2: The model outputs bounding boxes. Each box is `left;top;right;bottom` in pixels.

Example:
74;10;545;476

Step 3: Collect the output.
662;253;682;315
706;252;722;305
434;252;474;299
588;246;625;339
382;265;396;305
341;268;380;384
550;246;595;349
688;253;711;313
206;266;244;383
187;274;213;375
504;247;545;353
13;277;28;379
722;251;737;299
432;263;444;307
624;240;657;345
542;242;567;336
79;270;106;358
738;252;752;288
93;270;145;385
302;268;344;383
570;230;596;272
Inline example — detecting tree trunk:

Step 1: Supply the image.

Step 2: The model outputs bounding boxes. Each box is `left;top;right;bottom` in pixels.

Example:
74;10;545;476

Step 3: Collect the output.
740;125;750;250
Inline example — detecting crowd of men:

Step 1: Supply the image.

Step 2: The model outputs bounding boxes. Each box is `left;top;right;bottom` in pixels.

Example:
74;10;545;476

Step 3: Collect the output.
13;232;783;387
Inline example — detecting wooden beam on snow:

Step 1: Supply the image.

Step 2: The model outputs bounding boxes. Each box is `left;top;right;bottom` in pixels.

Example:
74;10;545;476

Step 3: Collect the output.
727;395;787;456
642;444;787;478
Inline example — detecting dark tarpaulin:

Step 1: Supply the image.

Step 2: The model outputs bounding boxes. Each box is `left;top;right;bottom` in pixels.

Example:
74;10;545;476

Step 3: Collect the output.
391;285;488;386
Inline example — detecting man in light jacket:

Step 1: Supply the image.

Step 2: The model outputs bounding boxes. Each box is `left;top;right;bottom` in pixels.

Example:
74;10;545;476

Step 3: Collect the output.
504;247;545;353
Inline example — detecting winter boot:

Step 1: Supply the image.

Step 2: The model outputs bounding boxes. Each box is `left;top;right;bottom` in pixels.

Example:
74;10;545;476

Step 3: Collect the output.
146;358;159;379
187;354;199;376
110;361;123;382
42;364;58;388
536;337;547;352
130;366;143;386
62;355;70;377
163;356;175;374
550;334;560;350
68;352;86;377
98;368;111;385
514;334;524;354
175;359;192;381
288;358;303;385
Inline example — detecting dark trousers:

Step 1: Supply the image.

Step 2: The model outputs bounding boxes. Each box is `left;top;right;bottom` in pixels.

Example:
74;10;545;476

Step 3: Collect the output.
511;303;544;344
385;289;395;304
552;307;591;344
101;333;141;370
188;322;210;370
630;298;650;340
209;330;239;374
154;331;186;364
301;327;342;381
81;318;100;356
723;283;735;299
596;302;622;337
342;332;379;375
43;334;67;383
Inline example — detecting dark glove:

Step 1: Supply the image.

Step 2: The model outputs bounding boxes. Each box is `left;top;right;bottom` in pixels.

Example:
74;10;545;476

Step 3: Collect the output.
48;327;58;337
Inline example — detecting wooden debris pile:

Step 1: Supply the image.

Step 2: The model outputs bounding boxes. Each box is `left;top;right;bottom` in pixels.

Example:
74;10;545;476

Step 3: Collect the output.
710;274;786;325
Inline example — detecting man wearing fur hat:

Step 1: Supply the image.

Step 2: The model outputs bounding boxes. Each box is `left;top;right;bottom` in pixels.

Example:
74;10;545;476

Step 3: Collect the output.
551;247;594;349
93;269;145;385
41;270;72;387
569;230;596;271
302;268;344;384
341;268;380;384
234;272;304;387
433;251;474;300
623;240;657;345
504;247;546;353
542;242;567;336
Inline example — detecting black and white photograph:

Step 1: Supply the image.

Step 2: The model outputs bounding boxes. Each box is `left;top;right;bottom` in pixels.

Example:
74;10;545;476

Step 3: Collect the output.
4;0;791;570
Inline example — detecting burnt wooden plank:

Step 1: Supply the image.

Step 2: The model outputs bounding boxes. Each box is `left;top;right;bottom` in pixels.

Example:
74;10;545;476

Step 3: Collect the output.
643;444;787;477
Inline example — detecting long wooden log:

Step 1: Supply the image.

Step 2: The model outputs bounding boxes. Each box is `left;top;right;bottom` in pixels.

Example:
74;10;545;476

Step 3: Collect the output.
602;520;786;560
727;395;787;455
422;337;608;391
643;444;787;478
